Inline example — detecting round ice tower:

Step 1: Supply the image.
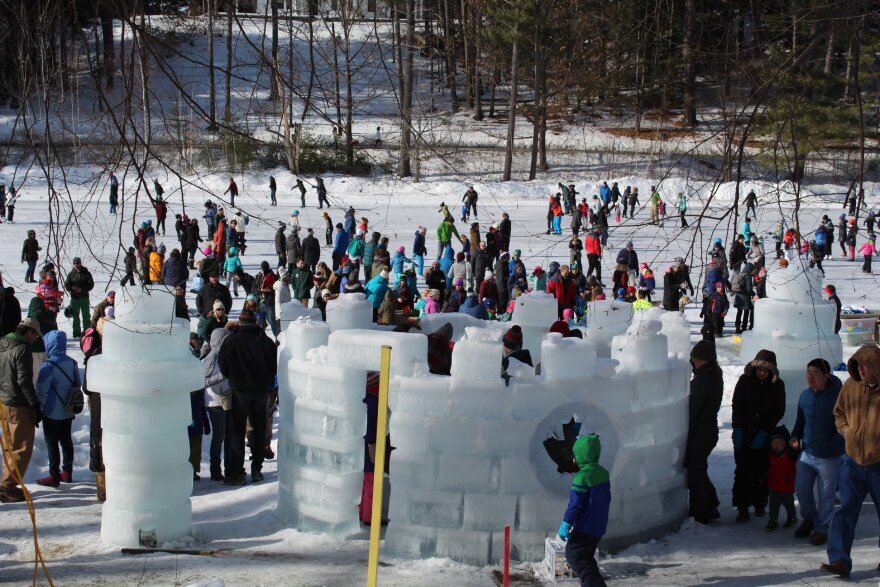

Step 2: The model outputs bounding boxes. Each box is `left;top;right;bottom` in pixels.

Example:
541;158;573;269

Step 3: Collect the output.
740;260;843;426
87;288;203;547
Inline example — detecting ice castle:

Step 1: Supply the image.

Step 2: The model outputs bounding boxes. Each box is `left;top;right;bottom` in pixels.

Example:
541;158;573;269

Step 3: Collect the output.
276;291;692;564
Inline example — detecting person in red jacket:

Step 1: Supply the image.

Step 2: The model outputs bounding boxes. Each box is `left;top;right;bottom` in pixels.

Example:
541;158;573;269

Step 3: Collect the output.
766;425;798;531
546;264;576;318
584;229;603;284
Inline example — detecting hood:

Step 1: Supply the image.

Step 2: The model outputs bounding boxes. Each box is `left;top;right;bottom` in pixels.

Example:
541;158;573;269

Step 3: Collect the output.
571;434;609;489
43;330;68;358
209;327;231;350
442;246;455;261
744;358;780;382
847;345;880;383
462;296;480;308
228;246;239;255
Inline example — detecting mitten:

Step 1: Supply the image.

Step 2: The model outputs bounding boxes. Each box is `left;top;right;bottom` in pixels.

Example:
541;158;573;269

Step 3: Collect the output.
558;521;572;541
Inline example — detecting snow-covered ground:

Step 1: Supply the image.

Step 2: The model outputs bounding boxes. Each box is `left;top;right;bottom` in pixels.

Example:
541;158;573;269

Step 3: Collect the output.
2;168;880;585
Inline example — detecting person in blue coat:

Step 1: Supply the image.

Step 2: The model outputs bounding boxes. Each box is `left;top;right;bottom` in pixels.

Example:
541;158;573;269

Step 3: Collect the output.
459;291;488;319
791;358;844;544
35;330;80;486
332;223;350;271
344;207;356;237
439;245;455;288
364;270;391;319
412;227;427;275
558;434;611;587
741;218;753;243
390;246;412;285
598;181;611;205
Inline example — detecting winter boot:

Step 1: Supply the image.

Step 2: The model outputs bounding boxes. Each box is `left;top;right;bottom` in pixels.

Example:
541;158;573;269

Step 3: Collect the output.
0;485;25;503
95;472;107;502
60;471;72;483
794;519;813;538
736;507;750;523
37;472;61;488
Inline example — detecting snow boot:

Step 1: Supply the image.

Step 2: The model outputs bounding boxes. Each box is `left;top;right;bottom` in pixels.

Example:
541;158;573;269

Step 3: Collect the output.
736;507;750;523
794;519;813;538
765;520;778;532
0;485;25;503
60;470;72;483
809;532;828;546
95;472;107;502
37;472;61;488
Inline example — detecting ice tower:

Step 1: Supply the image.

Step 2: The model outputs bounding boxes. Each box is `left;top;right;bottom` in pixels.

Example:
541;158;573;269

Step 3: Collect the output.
87;288;203;547
740;260;842;426
277;290;691;564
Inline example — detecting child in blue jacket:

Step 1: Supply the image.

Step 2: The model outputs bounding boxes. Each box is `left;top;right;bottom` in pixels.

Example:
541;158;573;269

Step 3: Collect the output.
35;330;80;486
558;434;611;587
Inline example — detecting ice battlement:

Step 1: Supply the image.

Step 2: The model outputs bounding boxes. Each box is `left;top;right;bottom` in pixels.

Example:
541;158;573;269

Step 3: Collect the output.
277;292;691;564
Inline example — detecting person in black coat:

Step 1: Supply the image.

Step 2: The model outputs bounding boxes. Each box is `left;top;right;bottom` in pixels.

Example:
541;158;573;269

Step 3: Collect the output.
275;223;287;268
302;229;321;274
286;230;302;276
731;349;786;522
0;286;22;337
686;340;724;524
494;253;510;313
184;219;202;267
218;311;278;485
824;284;842;334
499;213;511;252
473;243;493;293
195;273;233;319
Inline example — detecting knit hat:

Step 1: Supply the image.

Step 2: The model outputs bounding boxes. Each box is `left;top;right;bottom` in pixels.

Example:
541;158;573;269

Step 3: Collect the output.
562;308;574;320
261;261;270;272
203;246;213;256
212;300;225;311
278;266;288;278
513;249;521;257
106;291;116;298
690;340;717;362
807;357;831;374
549;321;571;336
19;317;41;336
246;294;257;302
485;269;494;279
502;325;523;350
753;349;777;365
397;246;405;253
336;223;343;229
714;282;724;289
616;287;626;296
453;277;464;287
500;251;510;259
321;289;332;297
307;228;314;234
380;270;389;280
456;252;465;262
626;241;633;247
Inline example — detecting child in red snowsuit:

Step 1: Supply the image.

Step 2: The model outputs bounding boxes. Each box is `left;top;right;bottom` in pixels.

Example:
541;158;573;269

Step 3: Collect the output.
766;425;797;531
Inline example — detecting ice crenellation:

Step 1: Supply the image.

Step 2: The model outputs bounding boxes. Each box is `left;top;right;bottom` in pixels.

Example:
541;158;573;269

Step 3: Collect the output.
276;291;690;564
87;288;204;547
739;260;842;426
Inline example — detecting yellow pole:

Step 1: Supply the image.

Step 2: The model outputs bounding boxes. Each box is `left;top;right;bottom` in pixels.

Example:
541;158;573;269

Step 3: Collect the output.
367;345;392;587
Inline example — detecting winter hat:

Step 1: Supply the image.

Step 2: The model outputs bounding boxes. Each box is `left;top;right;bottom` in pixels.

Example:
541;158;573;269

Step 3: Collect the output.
397;246;405;253
626;286;636;295
203;246;213;256
261;261;271;272
19;317;41;336
616;287;626;296
106;291;116;298
336;223;343;229
690;340;717;362
639;262;647;269
807;357;831;374
570;262;579;270
502;325;523;350
104;306;115;318
533;265;543;273
380;270;389;280
246;294;257;303
549;320;571;336
500;251;510;260
714;237;722;245
278;266;288;278
626;241;633;247
293;210;300;216
307;228;314;234
513;249;521;257
485;269;494;279
770;425;791;444
453;278;464;287
753;349;777;366
840;213;846;220
212;300;226;311
714;282;724;289
321;289;332;297
456;252;465;262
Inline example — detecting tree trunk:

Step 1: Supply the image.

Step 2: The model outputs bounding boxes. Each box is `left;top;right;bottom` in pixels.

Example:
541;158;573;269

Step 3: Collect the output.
101;5;114;89
332;22;343;134
461;0;472;108
224;0;232;122
269;0;279;101
302;4;317;122
399;0;415;177
442;0;458;110
824;27;834;74
681;0;697;126
473;13;483;120
528;19;541;181
137;10;150;146
502;27;518;182
207;0;217;129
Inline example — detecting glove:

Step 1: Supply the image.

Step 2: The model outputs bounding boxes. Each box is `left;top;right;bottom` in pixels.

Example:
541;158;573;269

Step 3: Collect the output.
32;408;42;429
558;521;572;541
732;427;743;449
751;430;769;449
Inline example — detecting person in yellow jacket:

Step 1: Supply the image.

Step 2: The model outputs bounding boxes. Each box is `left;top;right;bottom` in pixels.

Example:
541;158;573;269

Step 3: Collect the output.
149;244;166;283
631;289;653;311
822;345;880;577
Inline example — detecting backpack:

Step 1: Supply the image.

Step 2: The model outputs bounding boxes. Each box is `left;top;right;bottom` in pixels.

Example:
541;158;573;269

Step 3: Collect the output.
45;360;84;416
729;272;745;294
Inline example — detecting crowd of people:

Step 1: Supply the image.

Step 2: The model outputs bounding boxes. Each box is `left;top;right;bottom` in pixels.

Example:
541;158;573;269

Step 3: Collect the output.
2;176;880;584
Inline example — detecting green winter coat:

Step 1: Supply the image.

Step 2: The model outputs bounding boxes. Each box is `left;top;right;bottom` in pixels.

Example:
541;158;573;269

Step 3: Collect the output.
347;237;366;259
436;221;460;243
290;267;314;300
572;434;610;490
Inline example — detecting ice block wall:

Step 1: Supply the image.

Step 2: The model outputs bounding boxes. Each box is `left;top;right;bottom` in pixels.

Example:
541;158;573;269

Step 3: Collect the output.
276;310;427;536
740;261;843;425
385;315;691;564
87;287;204;548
